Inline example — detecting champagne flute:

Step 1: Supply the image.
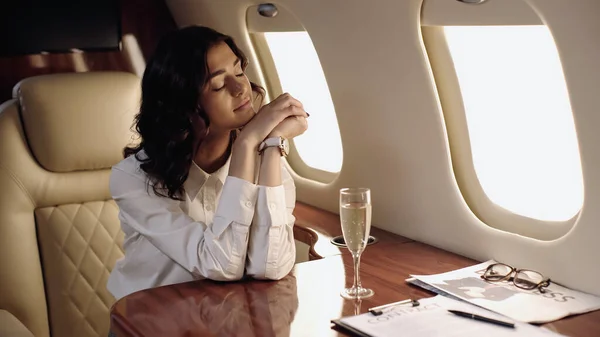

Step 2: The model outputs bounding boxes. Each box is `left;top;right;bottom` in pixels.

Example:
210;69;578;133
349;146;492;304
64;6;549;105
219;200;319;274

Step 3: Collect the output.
340;187;374;299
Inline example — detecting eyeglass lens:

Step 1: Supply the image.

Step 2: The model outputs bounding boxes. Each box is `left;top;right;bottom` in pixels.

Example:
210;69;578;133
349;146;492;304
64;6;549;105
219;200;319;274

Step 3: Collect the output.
514;270;544;289
485;263;513;281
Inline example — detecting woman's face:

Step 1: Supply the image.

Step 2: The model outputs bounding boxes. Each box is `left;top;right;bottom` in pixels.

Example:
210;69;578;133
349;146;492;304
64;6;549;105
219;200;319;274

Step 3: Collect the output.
199;42;255;132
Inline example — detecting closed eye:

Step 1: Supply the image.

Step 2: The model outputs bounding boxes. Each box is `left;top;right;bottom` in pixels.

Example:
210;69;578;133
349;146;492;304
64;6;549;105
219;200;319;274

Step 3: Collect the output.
212;73;245;91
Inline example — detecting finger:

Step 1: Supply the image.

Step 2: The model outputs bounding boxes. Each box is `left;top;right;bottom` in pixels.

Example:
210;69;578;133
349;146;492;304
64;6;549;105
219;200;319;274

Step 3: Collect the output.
290;116;308;135
284;106;308;118
297;116;308;130
273;93;303;110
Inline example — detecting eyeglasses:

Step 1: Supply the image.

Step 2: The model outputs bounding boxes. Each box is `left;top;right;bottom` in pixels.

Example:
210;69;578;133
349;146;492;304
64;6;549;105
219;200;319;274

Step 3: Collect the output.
480;263;551;293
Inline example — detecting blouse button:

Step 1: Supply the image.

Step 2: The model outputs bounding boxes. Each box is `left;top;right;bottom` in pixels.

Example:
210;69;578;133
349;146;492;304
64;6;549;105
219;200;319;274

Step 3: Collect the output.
245;201;253;208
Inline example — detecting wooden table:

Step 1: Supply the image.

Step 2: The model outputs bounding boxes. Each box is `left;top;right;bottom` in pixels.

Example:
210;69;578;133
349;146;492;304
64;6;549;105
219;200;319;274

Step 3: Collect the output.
110;203;600;336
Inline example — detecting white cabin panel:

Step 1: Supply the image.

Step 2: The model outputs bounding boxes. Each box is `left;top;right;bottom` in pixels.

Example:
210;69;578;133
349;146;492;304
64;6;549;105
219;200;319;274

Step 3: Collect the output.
166;0;600;295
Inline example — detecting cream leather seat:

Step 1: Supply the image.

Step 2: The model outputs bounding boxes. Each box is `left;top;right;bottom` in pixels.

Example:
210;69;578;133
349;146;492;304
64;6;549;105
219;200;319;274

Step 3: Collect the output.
0;72;140;337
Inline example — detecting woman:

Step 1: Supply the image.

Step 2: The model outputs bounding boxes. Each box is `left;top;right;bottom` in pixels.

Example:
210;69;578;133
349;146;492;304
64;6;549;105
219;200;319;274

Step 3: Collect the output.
107;25;308;301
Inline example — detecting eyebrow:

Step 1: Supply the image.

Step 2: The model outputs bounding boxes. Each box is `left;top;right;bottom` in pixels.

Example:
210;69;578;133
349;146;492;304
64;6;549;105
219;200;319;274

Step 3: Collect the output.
207;58;240;81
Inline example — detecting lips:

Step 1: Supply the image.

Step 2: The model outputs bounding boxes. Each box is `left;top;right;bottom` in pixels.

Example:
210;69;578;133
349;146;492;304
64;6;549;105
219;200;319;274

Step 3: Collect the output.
234;98;251;111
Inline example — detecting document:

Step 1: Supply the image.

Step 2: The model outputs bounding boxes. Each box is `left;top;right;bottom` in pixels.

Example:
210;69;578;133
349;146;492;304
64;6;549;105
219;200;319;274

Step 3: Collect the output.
408;260;600;323
332;296;565;337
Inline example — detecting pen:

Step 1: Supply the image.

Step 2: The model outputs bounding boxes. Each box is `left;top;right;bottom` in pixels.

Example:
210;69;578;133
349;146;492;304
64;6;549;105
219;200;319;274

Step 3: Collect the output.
448;310;515;328
368;299;419;316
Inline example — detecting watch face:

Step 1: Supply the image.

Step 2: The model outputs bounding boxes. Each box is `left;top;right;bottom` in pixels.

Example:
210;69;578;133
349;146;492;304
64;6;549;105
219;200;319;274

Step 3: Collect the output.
282;138;290;156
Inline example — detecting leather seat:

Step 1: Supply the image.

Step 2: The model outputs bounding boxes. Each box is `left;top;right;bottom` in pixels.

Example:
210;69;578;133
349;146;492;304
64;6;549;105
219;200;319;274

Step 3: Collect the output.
0;72;140;337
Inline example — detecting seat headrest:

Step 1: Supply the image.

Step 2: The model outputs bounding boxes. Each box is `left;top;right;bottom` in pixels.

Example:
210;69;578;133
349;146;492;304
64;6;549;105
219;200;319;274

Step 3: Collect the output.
14;72;141;172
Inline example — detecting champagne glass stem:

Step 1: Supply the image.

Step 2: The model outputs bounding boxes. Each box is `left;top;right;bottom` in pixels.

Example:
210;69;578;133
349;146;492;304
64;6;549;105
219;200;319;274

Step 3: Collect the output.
353;252;362;290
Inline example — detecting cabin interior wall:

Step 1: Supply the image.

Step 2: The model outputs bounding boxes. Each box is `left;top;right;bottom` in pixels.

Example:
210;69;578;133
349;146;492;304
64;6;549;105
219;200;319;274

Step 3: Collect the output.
0;0;177;102
166;0;600;296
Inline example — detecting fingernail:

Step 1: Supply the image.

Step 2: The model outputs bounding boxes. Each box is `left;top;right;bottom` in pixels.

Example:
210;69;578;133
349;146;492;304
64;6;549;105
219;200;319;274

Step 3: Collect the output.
306;112;310;117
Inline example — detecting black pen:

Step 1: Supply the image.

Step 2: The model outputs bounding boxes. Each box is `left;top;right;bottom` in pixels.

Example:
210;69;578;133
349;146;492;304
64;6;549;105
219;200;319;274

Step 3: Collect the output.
448;310;515;328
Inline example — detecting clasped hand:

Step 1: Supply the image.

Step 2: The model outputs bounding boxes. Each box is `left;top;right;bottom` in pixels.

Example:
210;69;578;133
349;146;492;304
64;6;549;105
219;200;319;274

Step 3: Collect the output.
237;93;309;147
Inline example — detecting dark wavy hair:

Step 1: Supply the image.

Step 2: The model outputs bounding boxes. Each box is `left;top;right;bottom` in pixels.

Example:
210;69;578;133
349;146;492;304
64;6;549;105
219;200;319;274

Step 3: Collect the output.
124;26;264;200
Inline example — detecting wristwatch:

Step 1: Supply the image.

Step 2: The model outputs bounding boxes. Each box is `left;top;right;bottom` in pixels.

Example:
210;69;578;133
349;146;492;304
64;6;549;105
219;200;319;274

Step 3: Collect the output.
258;136;289;157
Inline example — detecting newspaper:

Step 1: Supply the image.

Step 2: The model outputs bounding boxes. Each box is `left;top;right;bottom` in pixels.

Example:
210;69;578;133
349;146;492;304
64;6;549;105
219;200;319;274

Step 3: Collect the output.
408;260;600;323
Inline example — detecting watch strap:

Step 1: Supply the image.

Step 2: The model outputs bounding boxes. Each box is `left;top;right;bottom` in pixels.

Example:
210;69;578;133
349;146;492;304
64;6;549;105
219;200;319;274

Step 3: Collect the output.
258;137;283;153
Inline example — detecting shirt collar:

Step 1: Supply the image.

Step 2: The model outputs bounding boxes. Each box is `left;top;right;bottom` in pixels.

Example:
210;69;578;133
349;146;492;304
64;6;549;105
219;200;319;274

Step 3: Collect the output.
185;154;231;200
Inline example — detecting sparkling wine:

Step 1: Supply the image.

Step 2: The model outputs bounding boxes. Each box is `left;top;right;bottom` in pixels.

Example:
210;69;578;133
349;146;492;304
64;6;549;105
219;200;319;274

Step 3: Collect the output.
340;202;372;254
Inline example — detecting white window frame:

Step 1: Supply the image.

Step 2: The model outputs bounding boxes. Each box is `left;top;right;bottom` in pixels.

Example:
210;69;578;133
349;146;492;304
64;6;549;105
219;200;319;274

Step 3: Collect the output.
246;5;342;183
421;25;582;240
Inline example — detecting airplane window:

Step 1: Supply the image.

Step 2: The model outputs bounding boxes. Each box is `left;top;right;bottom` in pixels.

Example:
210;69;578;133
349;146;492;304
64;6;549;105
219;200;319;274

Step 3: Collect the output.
262;31;343;173
443;25;583;221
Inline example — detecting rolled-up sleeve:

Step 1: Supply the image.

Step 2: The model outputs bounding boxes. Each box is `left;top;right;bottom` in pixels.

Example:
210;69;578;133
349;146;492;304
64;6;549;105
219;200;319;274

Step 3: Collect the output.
245;162;296;280
110;167;258;281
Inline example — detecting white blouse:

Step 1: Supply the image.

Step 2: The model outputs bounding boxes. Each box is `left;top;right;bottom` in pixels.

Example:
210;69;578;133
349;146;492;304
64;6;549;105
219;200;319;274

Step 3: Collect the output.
107;150;296;300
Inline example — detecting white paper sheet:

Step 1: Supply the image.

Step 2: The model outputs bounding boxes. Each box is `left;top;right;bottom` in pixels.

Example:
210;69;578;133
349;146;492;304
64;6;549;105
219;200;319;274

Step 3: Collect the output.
336;296;565;337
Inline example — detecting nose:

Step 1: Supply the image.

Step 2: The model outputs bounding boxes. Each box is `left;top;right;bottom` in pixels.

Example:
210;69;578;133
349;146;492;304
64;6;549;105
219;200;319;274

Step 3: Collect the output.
229;77;246;97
